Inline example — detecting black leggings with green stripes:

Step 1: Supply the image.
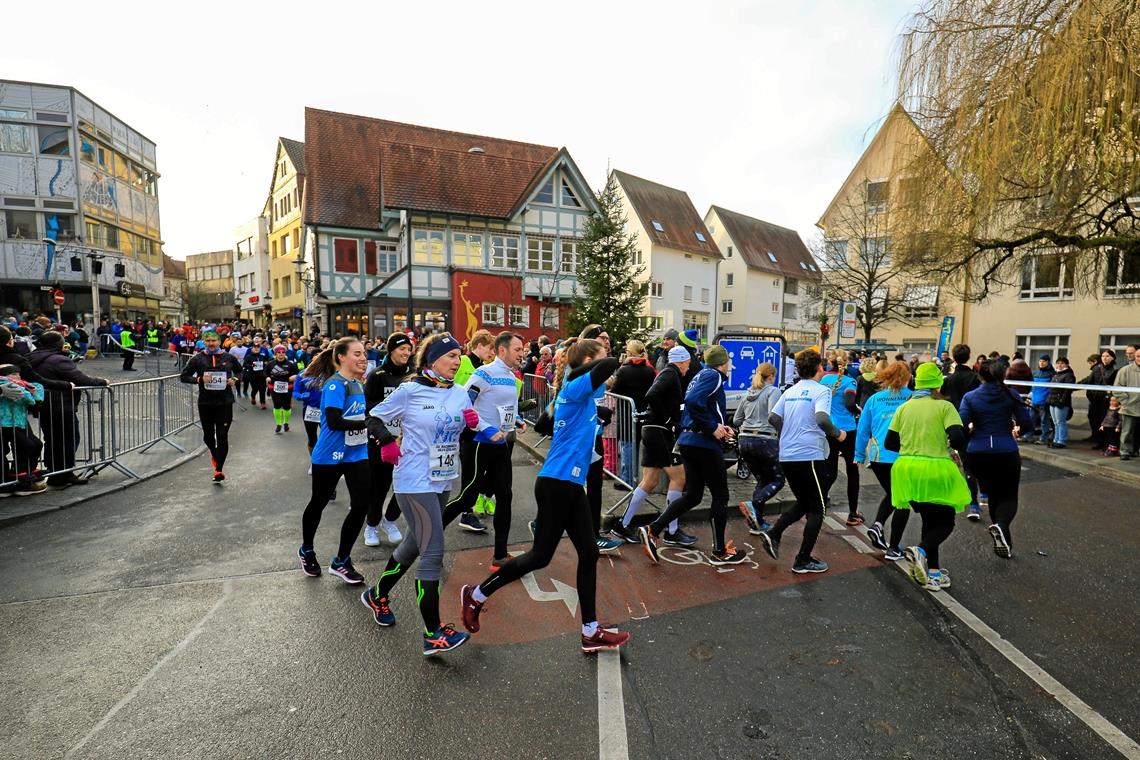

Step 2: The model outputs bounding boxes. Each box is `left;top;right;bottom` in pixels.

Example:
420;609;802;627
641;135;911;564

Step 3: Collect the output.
767;459;828;565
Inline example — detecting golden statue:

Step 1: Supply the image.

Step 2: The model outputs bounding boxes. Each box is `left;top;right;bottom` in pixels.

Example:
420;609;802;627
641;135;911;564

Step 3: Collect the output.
458;280;479;342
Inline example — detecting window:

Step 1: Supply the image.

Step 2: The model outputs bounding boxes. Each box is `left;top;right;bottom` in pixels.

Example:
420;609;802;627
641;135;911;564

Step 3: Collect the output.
540;307;560;329
649;281;663;298
725;273;734;287
412;229;444;265
560;179;581;208
859;237;891;268
293;228;300;249
37;126;69;156
271;239;277;257
782;278;798;296
682;310;709;342
0;123;30;153
708;224;716;235
452;232;484;267
490;235;520;269
903;339;937;353
651;220;664;232
721;300;733;314
823;239;847;267
282;233;291;256
808;263;818;272
903;284;939;319
0;109;27;119
281;277;293;297
482;302;504;326
364;240;378;275
104;225;119;250
1015;332;1070;359
700;287;710;304
866;181;889;214
783;302;799;320
1020;251;1074;300
509;304;530;327
637;315;664;331
526;238;554;272
334;238;359;273
3;210;36;239
727;245;733;258
766;251;777;263
46;213;75;241
1105;248;1140;297
695;231;706;242
371;241;398;273
273;278;280;298
683;285;693;302
632;249;643;266
1100;331;1140;353
535;178;554;205
560;240;578;274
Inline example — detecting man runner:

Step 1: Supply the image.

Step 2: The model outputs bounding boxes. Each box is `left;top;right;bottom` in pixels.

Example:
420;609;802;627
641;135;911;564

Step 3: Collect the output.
180;331;243;483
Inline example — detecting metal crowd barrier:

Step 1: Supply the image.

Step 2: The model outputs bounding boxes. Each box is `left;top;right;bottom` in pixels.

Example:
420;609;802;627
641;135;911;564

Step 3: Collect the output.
105;335;189;375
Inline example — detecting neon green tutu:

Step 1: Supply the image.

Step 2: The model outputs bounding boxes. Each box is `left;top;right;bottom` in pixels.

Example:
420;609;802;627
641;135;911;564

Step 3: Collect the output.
890;454;972;512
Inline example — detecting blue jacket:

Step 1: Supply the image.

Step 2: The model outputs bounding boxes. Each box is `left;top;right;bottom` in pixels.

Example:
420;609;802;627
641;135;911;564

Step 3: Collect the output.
293;375;321;407
678;367;727;452
959;382;1034;454
0;378;42;428
1030;365;1054;405
854;387;913;464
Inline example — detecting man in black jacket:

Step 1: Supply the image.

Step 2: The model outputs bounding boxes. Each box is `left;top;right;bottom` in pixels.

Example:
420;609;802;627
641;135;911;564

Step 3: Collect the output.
943;343;981;410
26;331;109;486
180;331;242;482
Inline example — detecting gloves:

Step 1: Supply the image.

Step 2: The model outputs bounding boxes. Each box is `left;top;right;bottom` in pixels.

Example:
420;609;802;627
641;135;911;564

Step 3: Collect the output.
380;441;401;465
462;407;480;429
1;382;27;401
595;406;614;426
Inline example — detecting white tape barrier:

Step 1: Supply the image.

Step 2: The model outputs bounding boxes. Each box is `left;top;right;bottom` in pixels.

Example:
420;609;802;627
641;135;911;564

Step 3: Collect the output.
1004;379;1140;394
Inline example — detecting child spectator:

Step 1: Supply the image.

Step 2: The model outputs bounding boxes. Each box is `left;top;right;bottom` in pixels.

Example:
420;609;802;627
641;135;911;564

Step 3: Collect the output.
1100;396;1123;457
0;363;45;496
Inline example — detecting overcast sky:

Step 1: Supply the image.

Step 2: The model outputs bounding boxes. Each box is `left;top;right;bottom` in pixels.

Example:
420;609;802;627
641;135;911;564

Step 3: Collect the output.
6;0;916;259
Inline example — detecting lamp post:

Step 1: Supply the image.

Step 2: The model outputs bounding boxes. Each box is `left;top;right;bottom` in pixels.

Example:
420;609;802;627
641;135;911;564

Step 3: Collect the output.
294;252;315;336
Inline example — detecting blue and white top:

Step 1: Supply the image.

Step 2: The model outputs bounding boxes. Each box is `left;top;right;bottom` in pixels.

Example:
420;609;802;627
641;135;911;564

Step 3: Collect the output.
541;370;607;485
369;381;473;494
310;373;368;465
464;357;519;445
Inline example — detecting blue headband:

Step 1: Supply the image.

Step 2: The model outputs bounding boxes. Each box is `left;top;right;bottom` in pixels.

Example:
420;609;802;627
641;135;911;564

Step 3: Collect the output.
424;335;462;366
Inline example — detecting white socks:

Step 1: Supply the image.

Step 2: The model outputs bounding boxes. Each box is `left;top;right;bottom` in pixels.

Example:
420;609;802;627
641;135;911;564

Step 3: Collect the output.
583;621;598;636
621;487;650;527
472;586;487;603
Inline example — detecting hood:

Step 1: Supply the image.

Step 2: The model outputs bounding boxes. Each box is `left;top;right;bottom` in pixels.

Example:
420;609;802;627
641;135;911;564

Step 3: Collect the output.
743;387;764;401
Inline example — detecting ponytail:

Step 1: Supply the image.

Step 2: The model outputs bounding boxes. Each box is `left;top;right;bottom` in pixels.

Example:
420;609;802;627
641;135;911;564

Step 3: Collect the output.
302;337;361;386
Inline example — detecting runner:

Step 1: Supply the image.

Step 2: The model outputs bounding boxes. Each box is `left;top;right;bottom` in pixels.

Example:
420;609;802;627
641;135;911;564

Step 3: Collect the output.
756;349;846;574
228;335;250;398
362;332;414;548
578;325;623;554
958;360;1033;559
452;329;495;533
855;361;914;561
819;349;863;525
458;338;631;653
884;362;972;591
639;345;746;565
297;337;371;584
242;336;271;410
268;345;299;434
610;345;694;546
361;333;493;656
294;372;322;458
734;361;785;537
179;331;243;483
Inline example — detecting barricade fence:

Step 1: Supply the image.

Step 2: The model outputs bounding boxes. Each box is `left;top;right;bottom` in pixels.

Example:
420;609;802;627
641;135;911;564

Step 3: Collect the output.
105;335;190;375
1;373;199;491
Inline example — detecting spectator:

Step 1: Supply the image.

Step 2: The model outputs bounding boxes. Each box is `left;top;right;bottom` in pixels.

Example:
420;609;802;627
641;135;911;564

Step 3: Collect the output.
1113;348;1140;460
535;345;555;384
0;362;46;495
1081;349;1117;450
653;329;679;372
521;340;540;376
1100;397;1123;457
1046;356;1075;448
611;339;657;488
943;344;981;410
26;331;109;486
1029;355;1054;444
855;358;880;409
0;326;71;398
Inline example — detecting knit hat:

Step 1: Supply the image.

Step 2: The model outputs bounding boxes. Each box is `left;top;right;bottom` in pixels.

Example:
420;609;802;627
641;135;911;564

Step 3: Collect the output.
663;328;680;341
202;331;220;340
37;331;64;350
1038;354;1051;362
704;345;729;367
914;362;944;390
387;332;413;354
0;364;18;376
679;329;699;348
423;334;463;366
273;345;287;353
668;345;690;363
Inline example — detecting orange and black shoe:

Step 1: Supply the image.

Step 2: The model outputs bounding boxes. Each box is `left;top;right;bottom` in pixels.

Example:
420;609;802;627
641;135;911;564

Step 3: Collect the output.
422;624;469;656
845;512;865;526
212;470;225;483
581;625;630;653
360;588;396;626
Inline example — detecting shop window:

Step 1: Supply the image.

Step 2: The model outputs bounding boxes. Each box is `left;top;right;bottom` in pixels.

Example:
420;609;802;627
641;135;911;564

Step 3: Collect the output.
334;238;359;273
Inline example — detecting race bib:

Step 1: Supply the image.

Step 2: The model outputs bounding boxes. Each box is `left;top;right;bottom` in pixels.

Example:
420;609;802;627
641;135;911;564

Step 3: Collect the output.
385;417;402;436
304;406;321;423
203;371;227;390
273;381;289;394
252;361;263;371
498;404;516;432
344;412;366;446
429;441;459;481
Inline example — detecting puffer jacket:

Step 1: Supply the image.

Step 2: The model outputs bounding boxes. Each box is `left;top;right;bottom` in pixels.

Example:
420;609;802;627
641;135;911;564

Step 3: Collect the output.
1047;367;1075;407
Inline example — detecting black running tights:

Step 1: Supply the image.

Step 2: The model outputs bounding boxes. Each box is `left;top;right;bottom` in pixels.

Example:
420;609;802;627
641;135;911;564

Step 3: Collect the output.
649;445;729;552
869;461;909;548
198;404;233;470
822;432;859;514
966;451;1021;548
301;460;370;559
911;501;955;569
769;459;827;565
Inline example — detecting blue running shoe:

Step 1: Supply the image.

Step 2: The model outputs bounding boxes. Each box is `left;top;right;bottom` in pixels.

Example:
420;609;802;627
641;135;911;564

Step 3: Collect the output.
423;624;469;656
596;535;622;554
967;503;982;521
298;545;320;577
360;589;395;626
329;556;365;585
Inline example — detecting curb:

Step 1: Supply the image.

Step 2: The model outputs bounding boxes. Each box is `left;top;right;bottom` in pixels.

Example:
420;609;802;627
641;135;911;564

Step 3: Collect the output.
0;443;207;526
1018;445;1140;488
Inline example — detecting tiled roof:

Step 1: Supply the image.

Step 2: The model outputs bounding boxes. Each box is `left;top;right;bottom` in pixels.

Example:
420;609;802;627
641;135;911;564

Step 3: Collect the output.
380;143;548;218
711;205;821;280
162;253;185;278
304;108;557;229
612;170;721;258
281;137;305;175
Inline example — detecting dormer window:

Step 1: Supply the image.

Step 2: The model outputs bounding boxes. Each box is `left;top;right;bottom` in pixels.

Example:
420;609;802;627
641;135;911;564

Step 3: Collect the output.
767;251;778;263
799;261;808;270
535;178;555;205
652;220;664;232
560;179;581;208
695;231;706;242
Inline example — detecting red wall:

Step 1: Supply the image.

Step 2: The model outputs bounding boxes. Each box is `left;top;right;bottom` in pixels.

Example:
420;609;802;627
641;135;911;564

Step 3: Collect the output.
450;270;569;343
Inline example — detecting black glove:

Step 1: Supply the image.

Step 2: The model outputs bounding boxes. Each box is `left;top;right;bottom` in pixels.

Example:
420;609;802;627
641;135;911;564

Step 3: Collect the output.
595;406;614;426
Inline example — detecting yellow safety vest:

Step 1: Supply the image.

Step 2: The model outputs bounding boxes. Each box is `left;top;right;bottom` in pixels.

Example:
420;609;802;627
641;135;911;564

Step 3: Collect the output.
121;331;135;349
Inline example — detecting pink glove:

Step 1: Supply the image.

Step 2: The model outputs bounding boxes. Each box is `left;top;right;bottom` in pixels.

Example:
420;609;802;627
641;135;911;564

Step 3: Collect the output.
463;408;480;429
380;441;401;465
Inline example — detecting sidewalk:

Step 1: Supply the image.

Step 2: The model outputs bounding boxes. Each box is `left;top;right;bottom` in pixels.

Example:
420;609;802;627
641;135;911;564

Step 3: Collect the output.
1017;436;1140;487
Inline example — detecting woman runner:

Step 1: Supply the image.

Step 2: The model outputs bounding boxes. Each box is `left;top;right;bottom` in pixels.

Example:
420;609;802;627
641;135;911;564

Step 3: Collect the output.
883;362;971;591
361;333;495;656
297;338;372;585
819;349;863;525
294;373;322;459
458;339;631;653
855;361;913;561
242;336;271;409
268;344;298;434
735;361;785;536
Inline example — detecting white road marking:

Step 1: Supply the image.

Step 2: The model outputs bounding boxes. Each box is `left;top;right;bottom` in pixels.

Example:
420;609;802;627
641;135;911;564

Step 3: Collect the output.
597;650;629;760
822;515;846;532
841;535;874;554
65;580;232;759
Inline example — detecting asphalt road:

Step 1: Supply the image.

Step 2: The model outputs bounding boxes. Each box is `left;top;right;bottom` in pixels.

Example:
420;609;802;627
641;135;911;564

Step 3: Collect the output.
1;406;1137;760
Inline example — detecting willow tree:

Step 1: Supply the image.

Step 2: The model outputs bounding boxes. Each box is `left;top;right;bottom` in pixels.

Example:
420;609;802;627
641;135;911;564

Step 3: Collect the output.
890;0;1140;299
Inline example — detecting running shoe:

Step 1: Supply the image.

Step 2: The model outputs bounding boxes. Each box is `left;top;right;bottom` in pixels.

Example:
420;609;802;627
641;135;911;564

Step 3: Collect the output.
662;528;698;547
260;404;267;410
883;547;906;562
483;495;496;516
489;556;511;572
298;546;321;577
739;500;763;534
472;494;487;515
360;589;395;626
459;513;487;533
212;470;225;483
637;526;659;563
608;522;640;544
275;425;282;434
966;504;982;521
527;519;537;538
988;524;1012;558
905;546;928;586
423;624;469;656
757;529;780;560
329;556;365;584
581;626;630;653
922;571;944;592
707;541;747;565
934;568;951;589
596;535;622;554
866;522;888;551
845;512;866;526
283;423;290;432
792;558;829;574
380;519;403;544
460;584;484;633
363;525;381;547
14;481;47;496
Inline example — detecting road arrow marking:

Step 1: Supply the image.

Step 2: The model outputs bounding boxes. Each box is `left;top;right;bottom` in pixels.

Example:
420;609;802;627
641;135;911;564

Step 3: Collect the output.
509;550;578;617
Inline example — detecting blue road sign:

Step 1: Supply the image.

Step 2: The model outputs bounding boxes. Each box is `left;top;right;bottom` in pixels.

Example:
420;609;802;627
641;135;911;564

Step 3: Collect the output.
720;338;782;406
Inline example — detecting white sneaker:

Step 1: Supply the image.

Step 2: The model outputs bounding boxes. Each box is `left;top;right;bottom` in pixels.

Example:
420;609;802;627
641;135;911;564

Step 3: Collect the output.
381;519;403;544
307;463;313;475
363;525;381;547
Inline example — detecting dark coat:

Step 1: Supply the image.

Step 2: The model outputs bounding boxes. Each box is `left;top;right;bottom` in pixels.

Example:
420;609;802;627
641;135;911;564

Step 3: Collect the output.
1047;367;1076;407
26;347;108;410
0;344;71;393
610;358;657;412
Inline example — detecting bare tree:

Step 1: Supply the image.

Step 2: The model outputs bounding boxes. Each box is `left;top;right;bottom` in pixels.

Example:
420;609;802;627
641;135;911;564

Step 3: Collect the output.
181;282;215;323
890;0;1140;299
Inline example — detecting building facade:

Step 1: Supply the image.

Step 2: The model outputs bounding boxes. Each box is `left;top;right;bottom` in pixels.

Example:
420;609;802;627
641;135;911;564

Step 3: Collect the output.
302;108;592;340
704;205;822;347
184;250;235;324
0;79;163;324
266;138;308;330
611;170;721;343
159;253;186;325
233;214;269;323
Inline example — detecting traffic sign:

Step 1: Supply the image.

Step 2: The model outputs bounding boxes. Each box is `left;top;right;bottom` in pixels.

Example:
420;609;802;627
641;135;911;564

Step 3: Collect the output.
293;307;304;318
839;301;857;340
719;337;783;407
53;289;65;306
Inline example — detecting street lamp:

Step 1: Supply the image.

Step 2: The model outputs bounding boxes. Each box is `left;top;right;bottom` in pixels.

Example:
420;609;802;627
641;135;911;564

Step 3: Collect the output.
294;251;315;335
